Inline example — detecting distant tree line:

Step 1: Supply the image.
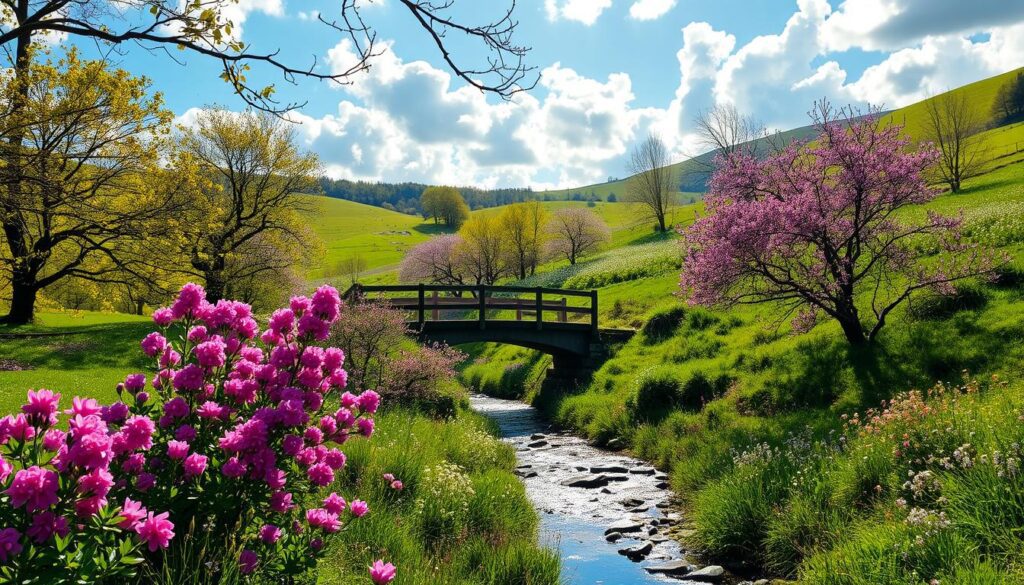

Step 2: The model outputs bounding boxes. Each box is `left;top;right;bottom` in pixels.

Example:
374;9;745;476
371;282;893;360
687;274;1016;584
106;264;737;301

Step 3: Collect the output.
316;177;535;215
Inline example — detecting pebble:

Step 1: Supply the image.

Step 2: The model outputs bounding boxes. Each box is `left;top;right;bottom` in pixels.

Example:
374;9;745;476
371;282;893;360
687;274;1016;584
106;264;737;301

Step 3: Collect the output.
685;565;725;582
604;519;644;534
617;541;653;561
644;560;693;575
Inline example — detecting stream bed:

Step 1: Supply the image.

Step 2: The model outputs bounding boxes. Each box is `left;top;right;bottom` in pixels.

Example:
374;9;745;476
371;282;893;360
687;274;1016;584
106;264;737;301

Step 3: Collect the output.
471;394;737;585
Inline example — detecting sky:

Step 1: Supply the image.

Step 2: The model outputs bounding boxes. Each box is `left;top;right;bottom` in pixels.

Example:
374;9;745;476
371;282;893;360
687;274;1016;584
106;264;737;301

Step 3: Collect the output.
67;0;1024;190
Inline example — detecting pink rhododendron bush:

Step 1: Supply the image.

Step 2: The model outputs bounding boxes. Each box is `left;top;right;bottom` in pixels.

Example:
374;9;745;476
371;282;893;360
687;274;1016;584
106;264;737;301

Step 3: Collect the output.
0;283;395;584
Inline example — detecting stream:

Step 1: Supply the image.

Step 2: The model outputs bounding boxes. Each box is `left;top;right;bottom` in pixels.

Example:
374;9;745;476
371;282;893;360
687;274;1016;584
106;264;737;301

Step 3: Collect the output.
471;394;738;585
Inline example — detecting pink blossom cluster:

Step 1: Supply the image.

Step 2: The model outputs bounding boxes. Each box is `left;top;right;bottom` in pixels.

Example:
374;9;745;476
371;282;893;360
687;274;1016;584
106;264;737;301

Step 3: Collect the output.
0;283;392;582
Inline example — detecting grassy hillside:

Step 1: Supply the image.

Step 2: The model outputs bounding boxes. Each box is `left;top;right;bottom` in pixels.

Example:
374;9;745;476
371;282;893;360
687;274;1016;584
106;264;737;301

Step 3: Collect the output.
465;150;1024;582
300;196;445;279
540;67;1024;203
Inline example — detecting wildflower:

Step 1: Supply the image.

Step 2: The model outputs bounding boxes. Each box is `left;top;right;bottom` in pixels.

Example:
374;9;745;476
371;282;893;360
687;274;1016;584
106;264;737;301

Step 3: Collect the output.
307;462;334;486
117;499;148;529
305;508;341;533
173;365;205;392
391;480;404;490
369;560;396;584
167;440;190;460
0;528;23;563
195;339;227;369
7;467;59;512
152;308;175;327
350;500;369;517
136;472;157;491
357;418;375;438
222;457;246;479
323;493;346;515
238;549;258;574
270;491;294;513
183;453;208;478
124;374;146;393
42;428;66;451
121;415;155;451
356;390;380;414
23;389;61;426
141;332;168;357
26;512;69;543
259;524;281;544
135;511;175;551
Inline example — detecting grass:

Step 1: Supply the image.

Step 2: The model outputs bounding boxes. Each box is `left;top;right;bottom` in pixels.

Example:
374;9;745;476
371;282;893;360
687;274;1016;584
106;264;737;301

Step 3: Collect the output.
319;408;560;585
460;148;1024;582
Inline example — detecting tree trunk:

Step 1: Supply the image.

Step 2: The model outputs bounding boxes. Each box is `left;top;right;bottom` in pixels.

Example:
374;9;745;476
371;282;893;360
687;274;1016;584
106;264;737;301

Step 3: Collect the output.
836;313;867;345
4;279;38;325
205;271;227;303
950;178;961;193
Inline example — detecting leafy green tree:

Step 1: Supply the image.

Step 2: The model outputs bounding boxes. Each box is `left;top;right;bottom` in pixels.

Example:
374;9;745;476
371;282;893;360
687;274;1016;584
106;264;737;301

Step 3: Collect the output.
0;51;180;324
172;109;322;304
420;186;470;228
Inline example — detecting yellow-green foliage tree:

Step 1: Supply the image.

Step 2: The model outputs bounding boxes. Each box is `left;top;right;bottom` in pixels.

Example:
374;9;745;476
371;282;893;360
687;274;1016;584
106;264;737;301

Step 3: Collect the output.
421;186;470;228
499;201;548;279
0;50;182;324
457;215;508;285
172;109;323;305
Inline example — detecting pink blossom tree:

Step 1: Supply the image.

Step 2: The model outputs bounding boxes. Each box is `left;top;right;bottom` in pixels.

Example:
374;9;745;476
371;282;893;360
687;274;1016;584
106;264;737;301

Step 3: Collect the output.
399;235;467;286
680;103;999;345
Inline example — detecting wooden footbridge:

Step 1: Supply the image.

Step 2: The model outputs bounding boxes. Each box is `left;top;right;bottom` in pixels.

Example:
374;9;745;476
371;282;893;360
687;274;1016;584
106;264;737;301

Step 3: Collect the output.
343;284;627;386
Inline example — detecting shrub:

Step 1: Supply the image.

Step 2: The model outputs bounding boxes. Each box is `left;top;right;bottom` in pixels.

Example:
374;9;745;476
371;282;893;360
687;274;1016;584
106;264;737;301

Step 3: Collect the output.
629;367;682;420
0;283;391;583
679;371;731;410
641;306;686;343
907;283;988;320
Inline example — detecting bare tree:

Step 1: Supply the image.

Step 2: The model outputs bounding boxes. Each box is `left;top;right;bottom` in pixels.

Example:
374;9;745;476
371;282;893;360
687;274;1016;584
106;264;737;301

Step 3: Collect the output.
923;91;987;193
0;1;535;115
626;134;676;232
547;208;610;265
694;104;765;163
341;254;368;286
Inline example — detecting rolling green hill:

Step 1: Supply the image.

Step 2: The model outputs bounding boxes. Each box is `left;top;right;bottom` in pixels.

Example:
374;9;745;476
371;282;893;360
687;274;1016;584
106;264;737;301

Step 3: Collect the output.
541;66;1024;202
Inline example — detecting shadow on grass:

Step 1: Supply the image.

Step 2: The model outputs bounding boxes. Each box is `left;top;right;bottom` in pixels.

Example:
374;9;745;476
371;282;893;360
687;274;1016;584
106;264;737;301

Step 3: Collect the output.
0;322;153;371
412;223;456;236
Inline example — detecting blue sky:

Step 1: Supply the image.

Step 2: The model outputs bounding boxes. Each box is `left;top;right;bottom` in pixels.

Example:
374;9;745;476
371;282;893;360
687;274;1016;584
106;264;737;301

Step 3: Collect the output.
70;0;1024;189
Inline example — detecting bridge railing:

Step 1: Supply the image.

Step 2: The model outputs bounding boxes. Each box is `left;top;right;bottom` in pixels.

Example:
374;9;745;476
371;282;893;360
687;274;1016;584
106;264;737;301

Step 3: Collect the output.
343;284;599;335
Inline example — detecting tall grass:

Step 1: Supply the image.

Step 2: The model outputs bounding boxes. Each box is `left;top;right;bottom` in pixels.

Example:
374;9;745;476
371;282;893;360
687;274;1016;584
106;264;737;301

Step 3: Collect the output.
318;408;559;585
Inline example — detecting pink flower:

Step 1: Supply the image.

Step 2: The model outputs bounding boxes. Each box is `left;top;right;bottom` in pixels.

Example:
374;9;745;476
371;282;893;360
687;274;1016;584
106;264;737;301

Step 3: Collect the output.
307;462;334;486
187;325;208;343
269;491;294;513
117;498;148;529
77;467;114;498
101;402;129;424
222;457;246;479
22;389;60;426
323;493;346;515
173;365;205;392
42;428;66;451
323;347;345;370
290;296;311;313
135;511;175;551
0;528;22;563
297;314;330;341
122;453;146;474
141;332;168;358
170;283;207;319
305;508;341;533
6;466;59;512
167;440;189;460
197;401;227;420
124;374;146;392
26;512;68;543
259;524;281;544
121;415;155;451
152;307;175;327
323;449;346;470
369;560;396;584
238;549;258;574
183;453;208;477
356;391;380;414
136;472;156;492
282;434;303;456
175;425;197;442
358;418;375;438
303;426;324;446
0;454;11;484
350;500;369;518
195;339;227;368
390;480;404;490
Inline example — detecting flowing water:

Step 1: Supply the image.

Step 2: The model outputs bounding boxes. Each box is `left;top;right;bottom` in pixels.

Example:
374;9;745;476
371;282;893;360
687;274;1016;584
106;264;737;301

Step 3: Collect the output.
471;394;720;585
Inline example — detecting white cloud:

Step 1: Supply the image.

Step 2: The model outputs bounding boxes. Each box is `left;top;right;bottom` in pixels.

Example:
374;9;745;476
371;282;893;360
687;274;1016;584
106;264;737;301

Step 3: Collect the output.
178;1;1024;190
629;0;677;21
544;0;614;26
822;0;1024;52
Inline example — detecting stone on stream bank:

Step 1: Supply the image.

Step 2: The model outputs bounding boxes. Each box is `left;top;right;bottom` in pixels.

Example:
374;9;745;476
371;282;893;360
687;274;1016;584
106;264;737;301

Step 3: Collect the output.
604;519;644;534
560;474;611;488
644;560;693;576
684;565;726;582
617;541;653;561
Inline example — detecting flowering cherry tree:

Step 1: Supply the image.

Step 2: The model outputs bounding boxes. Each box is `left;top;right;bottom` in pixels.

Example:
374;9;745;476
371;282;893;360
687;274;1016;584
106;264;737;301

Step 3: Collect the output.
681;103;998;345
0;283;395;583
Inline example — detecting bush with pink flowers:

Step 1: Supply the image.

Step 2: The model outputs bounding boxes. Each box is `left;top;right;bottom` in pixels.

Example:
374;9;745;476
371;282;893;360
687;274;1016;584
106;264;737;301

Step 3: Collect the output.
0;283;394;583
